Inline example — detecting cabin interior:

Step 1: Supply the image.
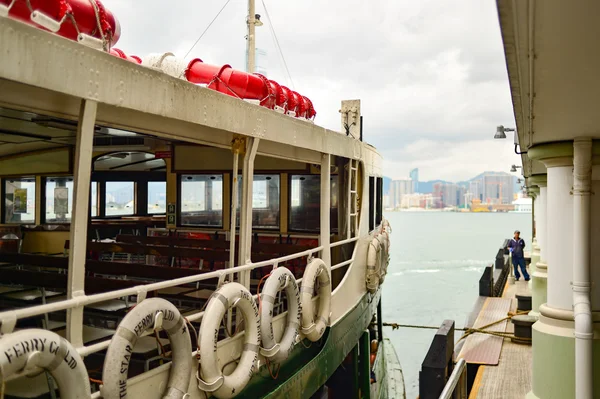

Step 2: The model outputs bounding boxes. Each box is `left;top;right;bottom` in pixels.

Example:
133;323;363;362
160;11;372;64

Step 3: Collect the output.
0;105;384;397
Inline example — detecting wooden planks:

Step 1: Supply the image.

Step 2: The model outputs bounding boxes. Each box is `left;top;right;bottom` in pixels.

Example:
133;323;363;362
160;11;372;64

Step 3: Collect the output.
457;297;512;365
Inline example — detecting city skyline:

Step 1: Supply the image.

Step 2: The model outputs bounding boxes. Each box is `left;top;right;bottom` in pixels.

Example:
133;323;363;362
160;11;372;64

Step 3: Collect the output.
383;169;521;210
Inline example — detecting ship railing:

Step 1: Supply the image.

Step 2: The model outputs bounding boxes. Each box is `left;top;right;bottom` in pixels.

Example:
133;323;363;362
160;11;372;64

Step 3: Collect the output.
0;236;360;366
0;246;318;356
330;236;359;271
439;358;467;399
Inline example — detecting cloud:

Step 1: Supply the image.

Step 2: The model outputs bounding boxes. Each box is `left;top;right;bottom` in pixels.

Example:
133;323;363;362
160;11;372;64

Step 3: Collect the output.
101;0;520;181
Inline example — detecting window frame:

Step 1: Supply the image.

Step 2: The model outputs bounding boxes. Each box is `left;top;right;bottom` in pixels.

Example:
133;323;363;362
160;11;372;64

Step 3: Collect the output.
41;175;75;224
287;173;339;233
177;173;225;228
234;174;281;231
91;171;165;218
2;176;37;225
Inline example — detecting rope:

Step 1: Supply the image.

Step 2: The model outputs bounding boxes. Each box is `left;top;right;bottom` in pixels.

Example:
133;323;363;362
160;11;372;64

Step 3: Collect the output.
382;310;532;342
260;0;295;89
184;0;233;59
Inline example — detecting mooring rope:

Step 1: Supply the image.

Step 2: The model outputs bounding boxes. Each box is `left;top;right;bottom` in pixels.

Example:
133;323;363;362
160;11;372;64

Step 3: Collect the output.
382;310;532;342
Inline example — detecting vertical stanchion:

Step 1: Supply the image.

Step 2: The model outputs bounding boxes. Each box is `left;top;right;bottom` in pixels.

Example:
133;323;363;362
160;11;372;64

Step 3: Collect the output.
66;99;96;347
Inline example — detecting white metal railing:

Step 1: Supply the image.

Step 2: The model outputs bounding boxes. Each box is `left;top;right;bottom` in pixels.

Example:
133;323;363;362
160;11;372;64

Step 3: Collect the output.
0;231;361;366
439;358;467;399
0;245;323;351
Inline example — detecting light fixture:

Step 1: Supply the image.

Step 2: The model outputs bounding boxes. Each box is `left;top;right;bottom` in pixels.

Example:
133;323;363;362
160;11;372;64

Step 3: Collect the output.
255;14;264;26
510;165;522;173
494;125;508;139
494;125;526;155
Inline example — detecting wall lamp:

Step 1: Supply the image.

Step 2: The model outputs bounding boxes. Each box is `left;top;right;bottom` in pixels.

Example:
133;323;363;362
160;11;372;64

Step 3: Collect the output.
510;165;522;173
494;125;527;155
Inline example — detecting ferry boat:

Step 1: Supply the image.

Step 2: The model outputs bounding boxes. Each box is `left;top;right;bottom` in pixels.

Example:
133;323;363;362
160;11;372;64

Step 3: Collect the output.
0;1;404;398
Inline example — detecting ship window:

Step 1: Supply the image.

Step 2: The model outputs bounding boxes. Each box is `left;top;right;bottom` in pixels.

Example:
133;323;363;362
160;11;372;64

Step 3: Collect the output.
376;177;383;226
90;182;98;217
105;181;136;216
179;174;223;227
289;175;339;232
236;174;280;229
147;181;167;214
369;176;375;231
43;177;74;223
3;177;36;224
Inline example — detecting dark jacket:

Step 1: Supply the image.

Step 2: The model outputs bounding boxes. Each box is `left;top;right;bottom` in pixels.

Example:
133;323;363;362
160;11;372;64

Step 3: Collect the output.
508;238;525;258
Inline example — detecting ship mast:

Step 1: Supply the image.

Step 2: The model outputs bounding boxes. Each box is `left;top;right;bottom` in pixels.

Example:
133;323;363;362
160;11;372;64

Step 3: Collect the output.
245;0;262;73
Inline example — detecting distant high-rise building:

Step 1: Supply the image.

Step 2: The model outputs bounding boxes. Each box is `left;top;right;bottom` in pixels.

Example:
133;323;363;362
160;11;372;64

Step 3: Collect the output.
389;178;413;208
409;168;419;193
432;182;466;208
471;172;514;204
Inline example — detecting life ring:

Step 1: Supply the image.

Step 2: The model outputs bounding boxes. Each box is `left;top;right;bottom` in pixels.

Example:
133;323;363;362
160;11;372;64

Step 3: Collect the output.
379;231;390;284
366;236;382;293
197;282;260;399
259;266;301;363
300;258;331;342
102;298;192;399
0;329;90;399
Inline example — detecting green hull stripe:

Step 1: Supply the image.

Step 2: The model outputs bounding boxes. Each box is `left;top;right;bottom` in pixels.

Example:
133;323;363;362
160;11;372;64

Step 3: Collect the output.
237;290;382;399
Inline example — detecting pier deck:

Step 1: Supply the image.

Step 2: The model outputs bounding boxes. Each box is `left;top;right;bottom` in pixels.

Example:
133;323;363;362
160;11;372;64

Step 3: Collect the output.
469;279;533;399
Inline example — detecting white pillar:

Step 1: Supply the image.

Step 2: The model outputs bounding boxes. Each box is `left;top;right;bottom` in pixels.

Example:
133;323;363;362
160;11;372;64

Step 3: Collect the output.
572;138;593;399
320;154;331;268
537;185;547;264
66;100;96;347
591;165;600;314
546;165;574;311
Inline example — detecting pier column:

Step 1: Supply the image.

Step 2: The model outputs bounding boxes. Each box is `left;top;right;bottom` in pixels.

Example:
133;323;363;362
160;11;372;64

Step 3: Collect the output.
529;186;541;277
529;176;547;318
527;143;600;399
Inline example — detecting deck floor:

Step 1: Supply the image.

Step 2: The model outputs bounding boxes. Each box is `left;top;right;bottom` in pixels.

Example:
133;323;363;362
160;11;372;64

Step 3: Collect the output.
472;277;533;399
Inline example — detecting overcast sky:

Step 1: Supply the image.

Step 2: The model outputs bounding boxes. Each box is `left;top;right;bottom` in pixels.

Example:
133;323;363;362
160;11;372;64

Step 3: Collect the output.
102;0;522;182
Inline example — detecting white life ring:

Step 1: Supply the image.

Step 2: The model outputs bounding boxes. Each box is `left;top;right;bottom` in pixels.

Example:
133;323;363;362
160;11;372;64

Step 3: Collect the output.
379;231;390;284
259;266;301;363
0;329;90;399
366;236;382;292
300;258;331;342
197;282;260;399
102;298;192;399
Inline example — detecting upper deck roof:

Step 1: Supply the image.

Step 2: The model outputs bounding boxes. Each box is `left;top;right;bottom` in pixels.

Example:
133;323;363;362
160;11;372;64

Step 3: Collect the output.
0;17;381;168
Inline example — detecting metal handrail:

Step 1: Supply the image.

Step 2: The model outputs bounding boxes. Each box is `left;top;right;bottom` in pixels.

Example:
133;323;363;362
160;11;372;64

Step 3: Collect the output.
0;229;364;358
439;358;467;399
0;246;322;329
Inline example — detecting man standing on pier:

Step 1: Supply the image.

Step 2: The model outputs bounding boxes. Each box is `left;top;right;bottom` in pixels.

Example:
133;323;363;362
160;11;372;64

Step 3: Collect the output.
508;230;529;281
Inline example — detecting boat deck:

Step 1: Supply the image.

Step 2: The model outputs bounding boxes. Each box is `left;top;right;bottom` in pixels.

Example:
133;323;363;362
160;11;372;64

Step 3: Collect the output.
468;277;533;399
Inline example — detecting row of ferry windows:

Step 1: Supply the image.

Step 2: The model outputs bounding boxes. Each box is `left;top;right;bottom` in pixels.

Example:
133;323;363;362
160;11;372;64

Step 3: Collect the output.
2;178;166;223
2;175;338;231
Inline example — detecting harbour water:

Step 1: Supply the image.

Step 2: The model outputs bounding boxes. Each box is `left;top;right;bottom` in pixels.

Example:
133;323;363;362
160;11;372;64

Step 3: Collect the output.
382;211;532;398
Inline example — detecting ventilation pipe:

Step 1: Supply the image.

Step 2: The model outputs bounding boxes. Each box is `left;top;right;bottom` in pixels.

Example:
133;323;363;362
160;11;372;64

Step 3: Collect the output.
572;137;593;399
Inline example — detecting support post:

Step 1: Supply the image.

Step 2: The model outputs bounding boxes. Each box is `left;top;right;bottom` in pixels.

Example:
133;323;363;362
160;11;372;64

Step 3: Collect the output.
572;138;593;399
238;137;259;289
245;0;256;73
320;153;331;268
359;330;371;399
227;139;242;333
66;100;96;347
377;299;383;342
